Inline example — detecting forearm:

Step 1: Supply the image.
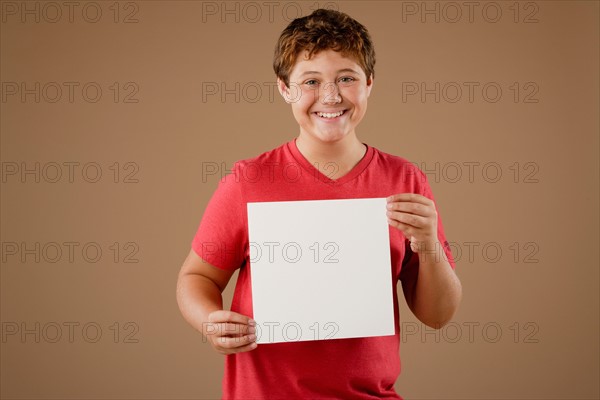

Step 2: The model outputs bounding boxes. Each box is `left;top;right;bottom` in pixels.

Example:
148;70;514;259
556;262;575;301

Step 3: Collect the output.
412;242;462;328
176;273;224;336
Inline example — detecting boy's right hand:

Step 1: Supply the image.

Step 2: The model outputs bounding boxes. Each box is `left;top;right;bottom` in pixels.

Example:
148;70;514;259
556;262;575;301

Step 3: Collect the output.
206;310;258;355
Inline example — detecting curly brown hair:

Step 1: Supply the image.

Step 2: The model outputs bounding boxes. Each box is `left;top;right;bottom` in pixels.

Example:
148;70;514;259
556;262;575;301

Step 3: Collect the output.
273;9;375;88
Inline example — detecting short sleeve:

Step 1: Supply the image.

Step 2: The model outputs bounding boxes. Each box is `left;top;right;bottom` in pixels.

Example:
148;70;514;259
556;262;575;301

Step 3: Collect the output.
191;164;246;271
399;170;456;282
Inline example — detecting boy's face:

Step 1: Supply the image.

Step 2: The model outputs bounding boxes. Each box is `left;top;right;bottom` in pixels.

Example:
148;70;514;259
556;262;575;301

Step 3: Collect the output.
278;49;373;144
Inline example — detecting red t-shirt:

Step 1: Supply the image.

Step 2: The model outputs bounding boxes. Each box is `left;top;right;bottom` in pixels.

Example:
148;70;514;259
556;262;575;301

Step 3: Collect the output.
192;139;455;400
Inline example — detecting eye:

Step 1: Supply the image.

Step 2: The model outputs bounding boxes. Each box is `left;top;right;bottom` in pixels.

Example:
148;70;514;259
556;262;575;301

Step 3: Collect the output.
340;77;355;83
304;79;318;86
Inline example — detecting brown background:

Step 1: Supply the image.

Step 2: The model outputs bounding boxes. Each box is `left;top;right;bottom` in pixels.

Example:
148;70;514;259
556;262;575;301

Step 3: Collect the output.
1;1;598;399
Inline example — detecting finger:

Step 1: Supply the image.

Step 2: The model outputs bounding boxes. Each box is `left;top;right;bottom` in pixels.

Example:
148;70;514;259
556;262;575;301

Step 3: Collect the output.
218;340;258;355
387;193;434;206
211;322;256;337
208;310;256;326
386;210;429;228
387;218;414;237
386;201;435;217
410;240;419;253
214;333;257;351
409;236;441;254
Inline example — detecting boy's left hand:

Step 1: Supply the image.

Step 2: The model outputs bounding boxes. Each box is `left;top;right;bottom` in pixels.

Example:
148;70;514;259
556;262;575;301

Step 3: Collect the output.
386;193;439;254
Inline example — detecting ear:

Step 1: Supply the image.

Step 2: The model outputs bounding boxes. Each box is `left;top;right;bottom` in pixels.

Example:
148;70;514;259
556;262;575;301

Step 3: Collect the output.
366;74;374;98
277;78;292;103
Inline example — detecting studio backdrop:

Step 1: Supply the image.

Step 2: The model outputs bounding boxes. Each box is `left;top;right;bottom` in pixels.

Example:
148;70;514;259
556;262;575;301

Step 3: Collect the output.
1;1;598;399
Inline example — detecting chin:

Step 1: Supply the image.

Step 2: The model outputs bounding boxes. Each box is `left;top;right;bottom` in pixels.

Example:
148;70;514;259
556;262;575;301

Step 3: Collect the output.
312;131;349;143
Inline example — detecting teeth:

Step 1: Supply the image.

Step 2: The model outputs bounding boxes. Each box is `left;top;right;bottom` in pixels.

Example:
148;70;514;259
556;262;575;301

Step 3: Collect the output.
317;110;344;118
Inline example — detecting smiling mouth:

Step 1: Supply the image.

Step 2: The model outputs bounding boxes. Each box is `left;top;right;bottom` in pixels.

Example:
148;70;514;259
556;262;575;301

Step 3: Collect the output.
314;110;347;119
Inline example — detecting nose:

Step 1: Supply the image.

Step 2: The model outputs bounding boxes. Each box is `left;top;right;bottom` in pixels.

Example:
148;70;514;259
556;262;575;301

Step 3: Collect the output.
320;82;342;104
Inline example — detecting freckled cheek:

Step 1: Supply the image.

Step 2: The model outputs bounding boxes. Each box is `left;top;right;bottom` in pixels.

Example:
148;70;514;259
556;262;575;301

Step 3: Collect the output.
295;97;316;116
292;86;309;101
291;104;313;123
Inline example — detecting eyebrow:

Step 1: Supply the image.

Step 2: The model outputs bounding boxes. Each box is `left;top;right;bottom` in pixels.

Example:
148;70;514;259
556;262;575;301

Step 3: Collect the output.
299;68;360;77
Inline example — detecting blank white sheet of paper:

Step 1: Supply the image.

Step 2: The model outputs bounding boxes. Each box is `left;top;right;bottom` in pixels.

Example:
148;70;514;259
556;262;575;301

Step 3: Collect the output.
247;198;395;344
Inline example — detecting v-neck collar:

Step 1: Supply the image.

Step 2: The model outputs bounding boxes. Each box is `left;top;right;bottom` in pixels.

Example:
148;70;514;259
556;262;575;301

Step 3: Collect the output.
287;138;374;185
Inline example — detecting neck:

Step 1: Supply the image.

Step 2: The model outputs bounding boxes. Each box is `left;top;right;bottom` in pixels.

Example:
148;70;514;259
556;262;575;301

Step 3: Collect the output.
295;133;366;180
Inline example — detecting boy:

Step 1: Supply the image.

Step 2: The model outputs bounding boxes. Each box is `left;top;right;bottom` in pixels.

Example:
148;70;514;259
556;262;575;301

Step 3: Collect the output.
177;9;462;399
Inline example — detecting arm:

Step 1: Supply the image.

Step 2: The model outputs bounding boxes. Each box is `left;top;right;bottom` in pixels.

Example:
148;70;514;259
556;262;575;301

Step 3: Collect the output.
400;246;462;328
176;249;257;354
387;194;462;328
